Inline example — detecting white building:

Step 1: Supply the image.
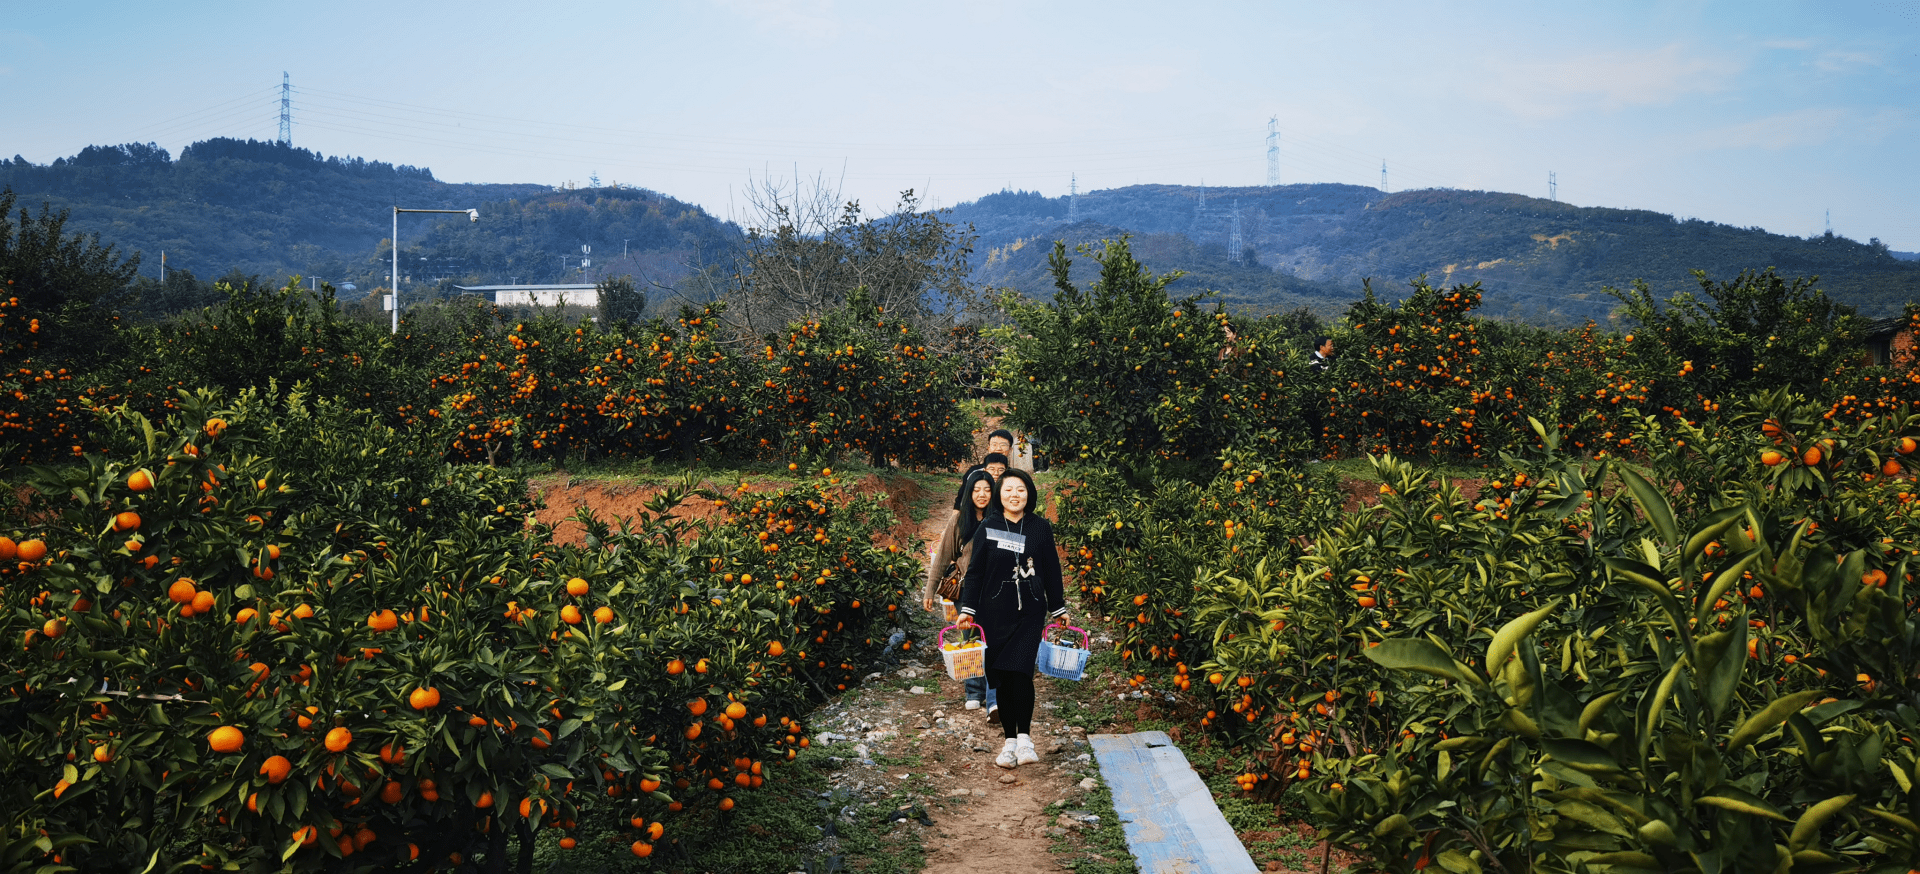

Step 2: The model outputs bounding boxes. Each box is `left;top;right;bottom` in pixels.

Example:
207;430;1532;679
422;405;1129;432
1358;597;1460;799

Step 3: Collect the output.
454;284;599;308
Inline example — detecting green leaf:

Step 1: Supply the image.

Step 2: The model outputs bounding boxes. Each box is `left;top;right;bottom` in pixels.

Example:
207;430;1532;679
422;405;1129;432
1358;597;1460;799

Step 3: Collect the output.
1786;712;1825;761
1696;622;1748;722
1372;814;1412;837
1640;657;1686;770
556;718;584;740
1436;848;1482;874
1362;639;1470;685
1553;799;1633;837
1682;512;1743;569
1583;851;1662;867
1695;551;1761;625
1617;467;1678;546
1696;787;1790;821
1804;698;1864;725
1725;691;1820;753
1579;691;1625;735
187;779;234;809
1789;794;1854;852
1602;558;1689;643
1485;599;1560;678
1541;738;1623;773
1861;805;1920;835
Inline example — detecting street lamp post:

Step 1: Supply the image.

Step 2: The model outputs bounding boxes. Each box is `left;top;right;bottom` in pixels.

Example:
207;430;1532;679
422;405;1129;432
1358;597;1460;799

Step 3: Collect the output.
391;206;478;334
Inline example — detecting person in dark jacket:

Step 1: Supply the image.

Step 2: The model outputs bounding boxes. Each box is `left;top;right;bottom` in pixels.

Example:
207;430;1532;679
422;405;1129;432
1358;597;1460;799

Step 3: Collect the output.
956;469;1067;768
952;431;1018;510
925;469;999;714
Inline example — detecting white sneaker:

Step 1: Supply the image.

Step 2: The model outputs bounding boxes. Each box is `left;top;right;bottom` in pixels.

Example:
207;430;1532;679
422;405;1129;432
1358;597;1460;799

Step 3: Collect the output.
964;700;982;710
985;704;1001;724
1015;734;1040;765
995;739;1019;769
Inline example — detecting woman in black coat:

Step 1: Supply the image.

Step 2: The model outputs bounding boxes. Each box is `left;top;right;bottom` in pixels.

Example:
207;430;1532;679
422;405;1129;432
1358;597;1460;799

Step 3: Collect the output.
956;468;1068;769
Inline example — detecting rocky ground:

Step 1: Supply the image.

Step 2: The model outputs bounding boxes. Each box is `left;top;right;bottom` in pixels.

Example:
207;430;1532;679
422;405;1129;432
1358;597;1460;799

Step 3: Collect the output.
791;624;1131;874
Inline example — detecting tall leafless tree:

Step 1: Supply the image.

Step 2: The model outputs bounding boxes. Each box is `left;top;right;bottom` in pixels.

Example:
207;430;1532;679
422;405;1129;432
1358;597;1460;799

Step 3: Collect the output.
720;173;994;349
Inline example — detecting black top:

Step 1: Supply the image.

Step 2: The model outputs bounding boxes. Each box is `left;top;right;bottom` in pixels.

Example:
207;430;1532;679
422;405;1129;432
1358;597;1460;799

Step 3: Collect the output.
958;513;1066;672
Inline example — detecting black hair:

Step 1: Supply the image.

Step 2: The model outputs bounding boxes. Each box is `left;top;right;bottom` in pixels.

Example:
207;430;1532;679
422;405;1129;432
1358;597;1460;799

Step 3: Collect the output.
1312;336;1332;351
989;468;1041;519
982;452;1009;466
987;428;1015;445
956;469;996;542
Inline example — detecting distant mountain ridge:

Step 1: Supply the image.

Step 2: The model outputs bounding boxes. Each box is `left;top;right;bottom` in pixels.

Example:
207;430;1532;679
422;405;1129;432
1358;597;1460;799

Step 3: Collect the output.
949;183;1920;322
0;139;741;299
4;140;1914;324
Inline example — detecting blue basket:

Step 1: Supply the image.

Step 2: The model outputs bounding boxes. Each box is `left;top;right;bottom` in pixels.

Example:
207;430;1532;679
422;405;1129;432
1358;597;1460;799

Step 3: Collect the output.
1035;624;1090;681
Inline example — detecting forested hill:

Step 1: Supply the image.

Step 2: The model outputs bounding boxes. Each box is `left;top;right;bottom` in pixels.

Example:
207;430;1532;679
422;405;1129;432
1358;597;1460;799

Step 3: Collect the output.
950;183;1920;322
0;139;743;298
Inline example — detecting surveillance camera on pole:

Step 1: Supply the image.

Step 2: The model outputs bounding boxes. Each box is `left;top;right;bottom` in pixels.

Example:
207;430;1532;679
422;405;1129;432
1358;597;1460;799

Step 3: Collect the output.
390;207;480;334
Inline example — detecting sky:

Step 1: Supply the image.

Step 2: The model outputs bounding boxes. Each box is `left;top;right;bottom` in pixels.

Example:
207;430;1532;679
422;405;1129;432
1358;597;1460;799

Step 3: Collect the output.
3;0;1917;249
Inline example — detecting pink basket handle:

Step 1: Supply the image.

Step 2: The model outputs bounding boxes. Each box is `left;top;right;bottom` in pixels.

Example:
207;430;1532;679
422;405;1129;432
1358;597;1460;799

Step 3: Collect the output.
1043;623;1089;649
939;623;985;647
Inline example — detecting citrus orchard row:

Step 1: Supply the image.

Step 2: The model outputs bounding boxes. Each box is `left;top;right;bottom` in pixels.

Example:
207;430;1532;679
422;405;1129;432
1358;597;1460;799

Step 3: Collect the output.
996;240;1920;476
1;389;921;872
1054;399;1920;870
2;277;971;473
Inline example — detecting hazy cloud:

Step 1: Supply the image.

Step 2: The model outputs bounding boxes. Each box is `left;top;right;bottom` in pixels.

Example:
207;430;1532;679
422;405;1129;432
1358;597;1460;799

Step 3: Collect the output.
716;0;841;40
1477;43;1743;119
1681;106;1910;152
1812;49;1888;73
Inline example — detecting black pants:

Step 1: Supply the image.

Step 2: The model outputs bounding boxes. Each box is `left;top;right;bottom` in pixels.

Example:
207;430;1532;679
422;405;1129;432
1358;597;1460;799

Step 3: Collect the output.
985;668;1034;738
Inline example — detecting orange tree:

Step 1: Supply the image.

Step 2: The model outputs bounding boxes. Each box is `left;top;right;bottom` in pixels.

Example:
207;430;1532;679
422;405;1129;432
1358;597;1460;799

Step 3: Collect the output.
1319;278;1673;461
749;287;970;469
426;304;602;465
1062;393;1920;871
0;189;143;465
1612;268;1868;411
0;388;919;873
1055;444;1341;692
578;303;746;463
995;238;1313;481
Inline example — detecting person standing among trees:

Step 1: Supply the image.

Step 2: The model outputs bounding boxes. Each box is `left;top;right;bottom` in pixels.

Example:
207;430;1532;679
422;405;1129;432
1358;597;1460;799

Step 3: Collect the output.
1305;335;1335;453
1309;335;1334;372
952;429;1025;511
956;469;1067;769
926;469;1001;716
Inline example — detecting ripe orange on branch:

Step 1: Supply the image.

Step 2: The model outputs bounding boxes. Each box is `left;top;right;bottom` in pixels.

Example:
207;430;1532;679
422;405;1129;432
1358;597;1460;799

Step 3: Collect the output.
208;726;244;753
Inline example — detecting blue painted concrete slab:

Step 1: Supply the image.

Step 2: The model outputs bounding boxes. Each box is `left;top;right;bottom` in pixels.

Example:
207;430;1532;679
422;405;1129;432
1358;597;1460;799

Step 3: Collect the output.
1091;731;1260;874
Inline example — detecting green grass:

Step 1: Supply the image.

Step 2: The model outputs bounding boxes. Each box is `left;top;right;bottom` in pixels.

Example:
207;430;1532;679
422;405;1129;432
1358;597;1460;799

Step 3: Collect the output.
524;738;927;873
1044;784;1135;874
1317;454;1502;484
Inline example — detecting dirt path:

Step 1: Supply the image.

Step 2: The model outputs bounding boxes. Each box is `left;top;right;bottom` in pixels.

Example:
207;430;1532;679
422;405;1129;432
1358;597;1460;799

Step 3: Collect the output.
805;417;1104;874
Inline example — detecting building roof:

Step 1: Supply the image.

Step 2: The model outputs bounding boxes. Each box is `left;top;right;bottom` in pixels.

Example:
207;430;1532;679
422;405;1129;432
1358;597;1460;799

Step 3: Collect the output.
453;284;599;292
1861;315;1914;338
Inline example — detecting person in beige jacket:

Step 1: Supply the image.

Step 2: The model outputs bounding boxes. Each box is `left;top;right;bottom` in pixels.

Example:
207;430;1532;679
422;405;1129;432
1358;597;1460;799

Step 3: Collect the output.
926;468;999;715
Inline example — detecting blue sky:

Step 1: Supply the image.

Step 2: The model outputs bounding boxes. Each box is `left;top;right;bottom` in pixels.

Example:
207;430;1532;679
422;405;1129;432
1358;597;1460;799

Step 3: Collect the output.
3;0;1916;249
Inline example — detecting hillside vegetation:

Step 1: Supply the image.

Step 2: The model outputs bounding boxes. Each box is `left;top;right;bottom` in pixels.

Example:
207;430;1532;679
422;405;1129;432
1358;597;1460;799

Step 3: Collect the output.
7;140;1918;326
0;140;742;311
952;183;1920;322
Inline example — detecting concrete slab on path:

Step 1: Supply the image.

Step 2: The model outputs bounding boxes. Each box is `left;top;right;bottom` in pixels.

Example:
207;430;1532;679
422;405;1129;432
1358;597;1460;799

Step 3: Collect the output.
1091;730;1260;874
